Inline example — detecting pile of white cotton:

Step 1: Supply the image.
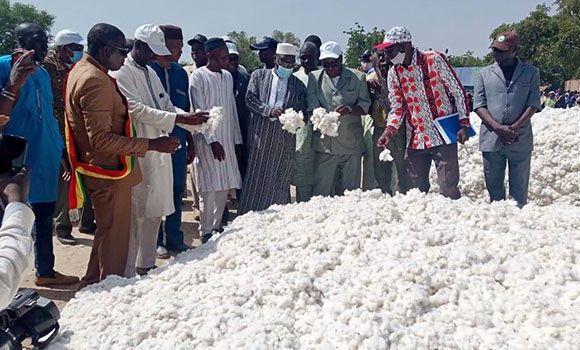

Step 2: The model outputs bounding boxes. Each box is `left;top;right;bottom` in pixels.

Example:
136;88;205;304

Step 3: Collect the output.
49;190;580;350
311;107;340;138
278;108;305;134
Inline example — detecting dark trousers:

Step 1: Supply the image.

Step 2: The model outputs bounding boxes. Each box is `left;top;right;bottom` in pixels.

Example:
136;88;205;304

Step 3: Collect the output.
158;150;188;249
32;201;56;277
406;143;461;199
54;170;95;235
483;149;531;208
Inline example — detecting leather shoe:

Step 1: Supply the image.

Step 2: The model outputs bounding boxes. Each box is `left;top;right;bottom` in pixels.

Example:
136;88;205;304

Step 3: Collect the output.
35;272;80;287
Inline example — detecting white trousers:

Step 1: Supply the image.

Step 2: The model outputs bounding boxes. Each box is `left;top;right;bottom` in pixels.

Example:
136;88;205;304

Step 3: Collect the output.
125;205;162;277
199;190;228;235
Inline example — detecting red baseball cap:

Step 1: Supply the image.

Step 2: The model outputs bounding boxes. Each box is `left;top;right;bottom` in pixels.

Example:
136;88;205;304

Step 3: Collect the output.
490;31;520;51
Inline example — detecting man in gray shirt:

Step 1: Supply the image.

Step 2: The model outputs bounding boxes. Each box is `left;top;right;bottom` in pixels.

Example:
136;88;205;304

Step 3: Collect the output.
473;31;541;207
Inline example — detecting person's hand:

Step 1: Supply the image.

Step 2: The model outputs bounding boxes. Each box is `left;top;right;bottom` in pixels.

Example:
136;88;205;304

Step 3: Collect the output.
61;158;71;182
177;111;209;125
210;142;225;162
457;127;470;144
0;167;29;205
8;49;37;91
0;115;9;129
186;143;195;164
270;108;284;118
377;129;392;149
495;125;518;143
148;136;181;154
335;106;352;116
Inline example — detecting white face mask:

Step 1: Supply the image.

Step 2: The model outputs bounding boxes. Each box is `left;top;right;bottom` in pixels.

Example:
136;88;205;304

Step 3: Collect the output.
390;51;406;65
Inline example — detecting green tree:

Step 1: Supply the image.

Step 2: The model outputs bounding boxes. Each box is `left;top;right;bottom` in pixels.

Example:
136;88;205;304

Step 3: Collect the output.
271;30;300;46
0;0;55;55
448;50;493;67
343;23;385;68
227;31;260;71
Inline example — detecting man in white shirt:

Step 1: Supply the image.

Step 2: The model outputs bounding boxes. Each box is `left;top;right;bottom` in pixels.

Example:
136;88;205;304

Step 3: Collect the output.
189;38;243;244
110;24;208;276
0;168;33;309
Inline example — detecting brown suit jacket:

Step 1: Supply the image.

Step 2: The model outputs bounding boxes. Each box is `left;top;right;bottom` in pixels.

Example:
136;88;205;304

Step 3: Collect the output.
65;55;149;190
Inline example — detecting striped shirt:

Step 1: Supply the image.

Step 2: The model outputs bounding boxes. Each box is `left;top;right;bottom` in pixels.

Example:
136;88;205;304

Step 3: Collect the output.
189;66;243;193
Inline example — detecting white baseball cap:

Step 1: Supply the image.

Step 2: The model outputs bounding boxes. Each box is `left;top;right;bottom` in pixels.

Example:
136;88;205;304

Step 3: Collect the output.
319;41;342;60
276;43;298;56
227;42;239;56
134;24;171;56
54;29;86;46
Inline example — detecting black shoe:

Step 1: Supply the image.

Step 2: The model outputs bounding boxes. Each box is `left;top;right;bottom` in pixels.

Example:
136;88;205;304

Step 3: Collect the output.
201;233;213;244
57;233;76;246
166;243;191;253
78;224;96;234
136;266;157;276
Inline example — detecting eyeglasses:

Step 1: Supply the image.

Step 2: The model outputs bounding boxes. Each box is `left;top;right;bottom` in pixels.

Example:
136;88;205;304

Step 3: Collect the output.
106;44;130;56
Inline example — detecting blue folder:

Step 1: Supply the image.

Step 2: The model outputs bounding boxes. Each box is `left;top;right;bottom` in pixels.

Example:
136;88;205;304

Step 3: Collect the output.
433;113;476;144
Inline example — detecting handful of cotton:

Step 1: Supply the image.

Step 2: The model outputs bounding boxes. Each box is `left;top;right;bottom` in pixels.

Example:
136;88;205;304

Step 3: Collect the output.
379;148;393;162
279;108;305;134
188;106;223;136
311;107;340;138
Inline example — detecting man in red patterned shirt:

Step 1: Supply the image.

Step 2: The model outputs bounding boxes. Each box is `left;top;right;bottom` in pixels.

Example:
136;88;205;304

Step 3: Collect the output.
377;26;471;199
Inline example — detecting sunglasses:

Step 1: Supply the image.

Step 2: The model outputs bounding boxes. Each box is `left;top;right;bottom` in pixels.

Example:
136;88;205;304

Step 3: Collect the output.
107;44;130;56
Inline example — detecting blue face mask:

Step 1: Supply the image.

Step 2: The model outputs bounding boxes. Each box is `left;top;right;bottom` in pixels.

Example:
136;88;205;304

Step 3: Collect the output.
276;65;294;79
70;50;83;64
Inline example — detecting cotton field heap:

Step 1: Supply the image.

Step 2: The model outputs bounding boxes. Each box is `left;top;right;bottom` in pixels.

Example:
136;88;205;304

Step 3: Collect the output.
50;189;580;350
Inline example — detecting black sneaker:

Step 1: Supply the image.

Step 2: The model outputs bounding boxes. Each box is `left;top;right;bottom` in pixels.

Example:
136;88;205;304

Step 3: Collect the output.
136;266;157;276
57;233;77;246
167;243;191;253
201;233;213;244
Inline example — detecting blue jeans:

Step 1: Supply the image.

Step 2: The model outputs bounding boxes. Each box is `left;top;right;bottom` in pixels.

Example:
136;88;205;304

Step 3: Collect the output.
32;202;56;277
158;150;187;249
483;149;531;208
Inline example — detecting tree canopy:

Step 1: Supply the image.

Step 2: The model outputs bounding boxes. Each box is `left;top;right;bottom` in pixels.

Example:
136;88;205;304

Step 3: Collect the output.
343;23;385;69
0;0;55;55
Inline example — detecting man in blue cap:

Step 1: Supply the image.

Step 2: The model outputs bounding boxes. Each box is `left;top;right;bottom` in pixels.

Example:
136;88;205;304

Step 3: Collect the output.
250;37;278;70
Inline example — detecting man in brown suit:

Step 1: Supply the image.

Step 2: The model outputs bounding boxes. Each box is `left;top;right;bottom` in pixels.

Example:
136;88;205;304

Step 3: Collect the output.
65;23;182;286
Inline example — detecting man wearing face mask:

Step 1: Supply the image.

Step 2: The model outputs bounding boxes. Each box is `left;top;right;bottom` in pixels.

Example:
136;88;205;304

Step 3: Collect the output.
474;31;540;208
238;43;306;215
377;27;471;200
44;30;96;246
308;41;371;197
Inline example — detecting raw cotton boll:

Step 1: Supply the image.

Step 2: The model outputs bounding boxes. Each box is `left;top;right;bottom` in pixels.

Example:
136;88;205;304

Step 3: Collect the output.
379;148;393;162
311;107;340;138
186;106;224;136
279;108;305;134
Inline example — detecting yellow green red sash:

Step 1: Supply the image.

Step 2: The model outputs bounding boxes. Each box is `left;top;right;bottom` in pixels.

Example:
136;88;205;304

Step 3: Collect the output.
64;75;136;209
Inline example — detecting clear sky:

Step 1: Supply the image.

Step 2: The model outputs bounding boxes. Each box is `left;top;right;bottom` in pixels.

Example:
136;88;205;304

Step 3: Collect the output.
19;0;543;62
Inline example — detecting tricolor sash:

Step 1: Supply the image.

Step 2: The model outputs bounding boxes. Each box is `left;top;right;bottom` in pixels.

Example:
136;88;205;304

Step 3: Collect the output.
64;75;136;209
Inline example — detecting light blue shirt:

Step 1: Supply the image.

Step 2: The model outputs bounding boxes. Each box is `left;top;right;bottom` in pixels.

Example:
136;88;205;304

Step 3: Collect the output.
0;55;63;203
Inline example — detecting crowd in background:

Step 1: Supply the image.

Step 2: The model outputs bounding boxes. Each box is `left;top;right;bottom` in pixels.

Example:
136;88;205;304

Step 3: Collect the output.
0;21;540;292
